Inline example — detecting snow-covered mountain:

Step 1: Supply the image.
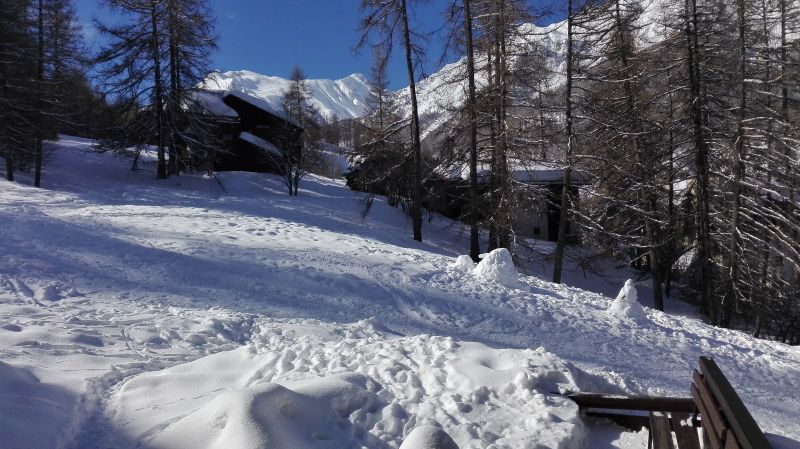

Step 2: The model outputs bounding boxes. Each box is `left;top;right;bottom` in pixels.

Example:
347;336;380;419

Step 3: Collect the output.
393;20;569;141
393;0;674;141
202;1;673;137
198;22;568;132
204;70;373;121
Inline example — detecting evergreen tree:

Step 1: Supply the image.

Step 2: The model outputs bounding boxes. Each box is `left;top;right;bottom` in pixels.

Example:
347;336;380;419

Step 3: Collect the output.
358;0;427;242
95;0;168;176
164;0;217;175
348;50;410;210
552;0;580;283
33;0;85;187
281;66;318;196
571;0;674;309
0;0;36;182
96;0;216;178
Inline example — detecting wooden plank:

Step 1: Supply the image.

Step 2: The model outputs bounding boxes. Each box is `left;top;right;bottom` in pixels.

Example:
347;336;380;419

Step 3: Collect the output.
692;383;725;449
692;369;705;392
567;393;696;412
699;357;773;449
584;411;650;430
672;412;701;449
692;374;728;440
726;435;743;449
650;412;675;449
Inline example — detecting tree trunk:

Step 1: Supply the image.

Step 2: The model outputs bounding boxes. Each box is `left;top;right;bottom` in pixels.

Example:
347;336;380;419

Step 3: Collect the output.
685;0;715;322
753;243;770;338
665;50;677;299
168;0;179;176
34;0;44;188
779;0;795;220
612;0;664;310
5;153;13;182
487;47;498;252
151;0;166;180
465;0;480;261
553;0;574;284
721;0;748;328
495;10;510;251
400;0;422;242
538;80;547;160
753;313;762;338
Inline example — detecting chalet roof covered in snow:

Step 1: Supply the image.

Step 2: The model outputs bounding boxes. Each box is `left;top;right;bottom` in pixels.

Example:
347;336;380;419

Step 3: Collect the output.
508;161;590;185
239;131;281;157
441;160;590;185
225;89;302;129
186;89;239;118
188;86;304;130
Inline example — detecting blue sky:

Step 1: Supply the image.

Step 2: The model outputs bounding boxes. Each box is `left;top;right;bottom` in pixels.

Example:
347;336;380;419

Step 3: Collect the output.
75;0;562;90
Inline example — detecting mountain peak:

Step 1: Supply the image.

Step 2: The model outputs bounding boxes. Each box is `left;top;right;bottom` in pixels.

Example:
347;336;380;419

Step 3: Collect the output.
203;70;373;121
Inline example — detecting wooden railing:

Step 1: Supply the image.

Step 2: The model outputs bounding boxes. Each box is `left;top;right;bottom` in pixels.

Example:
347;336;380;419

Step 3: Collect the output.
567;357;772;449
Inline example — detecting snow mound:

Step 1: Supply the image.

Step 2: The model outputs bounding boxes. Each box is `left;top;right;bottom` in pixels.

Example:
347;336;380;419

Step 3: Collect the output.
0;361;77;449
448;255;475;274
39;281;83;301
142;377;378;449
473;249;521;289
110;325;590;449
399;425;459;449
606;279;647;321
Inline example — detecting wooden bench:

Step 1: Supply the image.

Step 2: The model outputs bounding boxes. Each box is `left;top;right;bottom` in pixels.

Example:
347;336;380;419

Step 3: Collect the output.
567;357;772;449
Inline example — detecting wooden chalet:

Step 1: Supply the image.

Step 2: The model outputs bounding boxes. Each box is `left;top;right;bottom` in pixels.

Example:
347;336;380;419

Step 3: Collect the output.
508;162;590;243
191;89;304;173
432;161;589;243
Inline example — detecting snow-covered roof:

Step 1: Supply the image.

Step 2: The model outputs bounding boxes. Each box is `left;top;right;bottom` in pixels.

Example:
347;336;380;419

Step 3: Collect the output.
509;161;591;185
227;90;285;119
226;90;303;129
441;160;590;185
185;89;239;118
239;131;282;157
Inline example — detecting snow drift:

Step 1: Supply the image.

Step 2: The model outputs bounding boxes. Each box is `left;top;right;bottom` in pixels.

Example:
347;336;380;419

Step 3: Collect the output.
109;324;593;449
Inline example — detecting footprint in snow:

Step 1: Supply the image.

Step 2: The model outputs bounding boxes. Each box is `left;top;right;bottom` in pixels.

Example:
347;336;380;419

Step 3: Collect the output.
46;284;85;302
1;323;22;332
70;333;104;347
12;279;35;298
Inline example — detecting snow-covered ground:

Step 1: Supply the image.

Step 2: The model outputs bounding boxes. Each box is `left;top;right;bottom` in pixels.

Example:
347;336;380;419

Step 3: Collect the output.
1;136;799;449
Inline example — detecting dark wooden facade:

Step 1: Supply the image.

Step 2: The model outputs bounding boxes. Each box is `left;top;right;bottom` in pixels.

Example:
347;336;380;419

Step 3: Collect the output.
208;91;303;173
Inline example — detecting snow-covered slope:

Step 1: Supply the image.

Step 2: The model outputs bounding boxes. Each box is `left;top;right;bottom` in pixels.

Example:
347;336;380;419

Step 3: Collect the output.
204;70;373;120
1;137;799;449
393;19;564;138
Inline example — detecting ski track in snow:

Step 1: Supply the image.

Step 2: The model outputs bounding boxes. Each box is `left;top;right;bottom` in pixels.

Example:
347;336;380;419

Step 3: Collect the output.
1;136;799;449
